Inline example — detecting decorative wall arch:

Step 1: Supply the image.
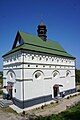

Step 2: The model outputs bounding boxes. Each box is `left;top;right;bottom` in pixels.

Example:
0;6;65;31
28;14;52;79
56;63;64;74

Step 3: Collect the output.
6;69;16;77
6;69;16;83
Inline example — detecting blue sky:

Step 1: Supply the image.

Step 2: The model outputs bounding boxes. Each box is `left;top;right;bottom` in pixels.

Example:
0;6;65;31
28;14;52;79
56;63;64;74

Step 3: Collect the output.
0;0;80;70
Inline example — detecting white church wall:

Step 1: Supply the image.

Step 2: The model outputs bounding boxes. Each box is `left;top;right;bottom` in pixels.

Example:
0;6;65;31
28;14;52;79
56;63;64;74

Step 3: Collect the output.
14;81;23;100
3;69;7;78
14;69;22;80
24;73;44;100
58;69;75;92
23;64;75;101
3;49;75;102
44;78;52;96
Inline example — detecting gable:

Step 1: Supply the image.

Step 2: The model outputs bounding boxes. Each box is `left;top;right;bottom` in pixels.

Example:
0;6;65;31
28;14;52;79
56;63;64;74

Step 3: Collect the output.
12;32;24;49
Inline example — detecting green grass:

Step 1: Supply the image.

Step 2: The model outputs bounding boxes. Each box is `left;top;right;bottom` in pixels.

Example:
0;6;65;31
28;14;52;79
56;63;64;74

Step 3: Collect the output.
36;102;80;120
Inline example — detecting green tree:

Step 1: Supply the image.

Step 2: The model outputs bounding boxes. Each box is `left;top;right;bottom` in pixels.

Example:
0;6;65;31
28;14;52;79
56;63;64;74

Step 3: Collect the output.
75;69;80;85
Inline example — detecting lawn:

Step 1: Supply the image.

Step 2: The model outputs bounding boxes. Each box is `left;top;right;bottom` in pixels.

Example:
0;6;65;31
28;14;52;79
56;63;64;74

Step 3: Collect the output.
36;102;80;120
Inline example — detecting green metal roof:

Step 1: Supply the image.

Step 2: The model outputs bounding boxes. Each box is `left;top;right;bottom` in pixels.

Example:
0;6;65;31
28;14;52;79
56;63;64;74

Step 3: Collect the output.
19;31;65;52
3;31;75;59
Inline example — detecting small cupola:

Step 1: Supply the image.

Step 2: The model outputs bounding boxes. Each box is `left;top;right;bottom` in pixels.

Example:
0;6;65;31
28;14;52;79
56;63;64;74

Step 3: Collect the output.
37;20;47;41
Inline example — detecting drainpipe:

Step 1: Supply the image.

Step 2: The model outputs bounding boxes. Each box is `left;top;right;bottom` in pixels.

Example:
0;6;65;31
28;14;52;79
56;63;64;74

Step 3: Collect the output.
22;51;25;114
74;58;76;91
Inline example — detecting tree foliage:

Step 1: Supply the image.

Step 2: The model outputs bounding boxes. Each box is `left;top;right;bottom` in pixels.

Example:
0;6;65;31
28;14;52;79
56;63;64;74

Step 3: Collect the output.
75;69;80;84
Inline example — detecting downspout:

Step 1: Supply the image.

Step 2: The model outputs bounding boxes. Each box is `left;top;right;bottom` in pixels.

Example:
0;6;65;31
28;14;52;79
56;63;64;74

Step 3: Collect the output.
22;51;25;114
75;58;76;92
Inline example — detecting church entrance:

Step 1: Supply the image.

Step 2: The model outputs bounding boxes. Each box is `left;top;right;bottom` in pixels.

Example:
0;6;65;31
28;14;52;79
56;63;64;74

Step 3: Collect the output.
8;86;12;99
6;83;13;100
53;84;63;98
53;84;59;97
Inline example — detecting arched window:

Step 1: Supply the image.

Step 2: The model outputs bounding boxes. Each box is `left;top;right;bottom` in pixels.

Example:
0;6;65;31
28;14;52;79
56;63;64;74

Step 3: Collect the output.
53;70;60;79
66;70;71;77
35;72;41;79
33;70;44;80
9;72;13;80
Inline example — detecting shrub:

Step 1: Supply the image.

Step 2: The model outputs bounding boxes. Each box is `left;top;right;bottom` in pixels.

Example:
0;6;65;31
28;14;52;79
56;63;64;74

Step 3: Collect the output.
67;96;70;99
74;94;77;96
77;89;80;92
41;105;44;109
56;101;58;103
50;102;54;104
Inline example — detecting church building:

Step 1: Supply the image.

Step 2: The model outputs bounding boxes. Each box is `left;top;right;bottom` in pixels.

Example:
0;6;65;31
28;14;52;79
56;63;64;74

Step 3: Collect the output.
3;21;76;109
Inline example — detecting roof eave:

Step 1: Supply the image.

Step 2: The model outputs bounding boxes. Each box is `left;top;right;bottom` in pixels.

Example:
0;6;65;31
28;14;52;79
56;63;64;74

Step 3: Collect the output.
2;47;75;59
2;48;23;58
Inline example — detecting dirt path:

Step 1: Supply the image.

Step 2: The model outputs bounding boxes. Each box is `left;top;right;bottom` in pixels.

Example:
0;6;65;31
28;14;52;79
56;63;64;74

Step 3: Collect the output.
33;95;80;117
0;94;80;120
0;109;25;120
